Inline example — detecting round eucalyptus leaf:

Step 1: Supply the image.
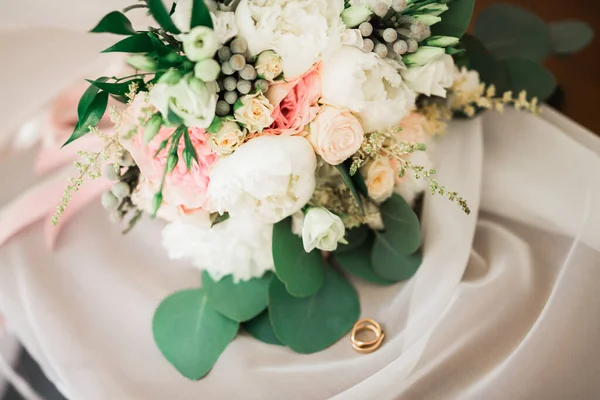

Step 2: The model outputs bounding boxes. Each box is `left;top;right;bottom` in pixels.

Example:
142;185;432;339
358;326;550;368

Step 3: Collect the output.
431;0;475;38
242;310;283;346
377;193;421;256
371;241;423;281
269;268;360;354
272;218;325;298
550;20;594;55
203;272;272;322
473;4;552;62
462;34;508;92
334;237;396;285
334;225;370;254
502;58;557;100
152;289;239;380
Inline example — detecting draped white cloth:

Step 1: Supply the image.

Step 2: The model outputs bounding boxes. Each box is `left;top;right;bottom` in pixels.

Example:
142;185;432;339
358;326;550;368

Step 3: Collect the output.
1;3;600;399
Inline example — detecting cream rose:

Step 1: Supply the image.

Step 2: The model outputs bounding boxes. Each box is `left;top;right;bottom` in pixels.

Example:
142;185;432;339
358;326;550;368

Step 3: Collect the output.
234;93;274;132
361;157;396;203
255;50;283;81
208;120;246;155
306;105;364;166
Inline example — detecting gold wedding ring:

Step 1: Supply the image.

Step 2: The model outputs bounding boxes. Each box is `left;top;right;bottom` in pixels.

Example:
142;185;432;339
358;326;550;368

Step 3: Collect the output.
351;318;384;354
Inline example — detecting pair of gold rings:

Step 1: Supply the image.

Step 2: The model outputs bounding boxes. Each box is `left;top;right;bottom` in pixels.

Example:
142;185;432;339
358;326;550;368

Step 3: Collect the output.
350;318;384;354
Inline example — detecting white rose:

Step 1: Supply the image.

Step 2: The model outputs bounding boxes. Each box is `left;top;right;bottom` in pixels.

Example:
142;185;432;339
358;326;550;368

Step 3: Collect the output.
307;105;364;166
234;93;274;132
361;157;396;203
180;26;220;61
302;207;346;252
208;136;317;223
394;150;432;205
235;0;346;78
173;0;238;43
149;75;217;129
255;50;283;81
401;54;455;98
321;45;416;132
208;120;246;155
162;215;274;282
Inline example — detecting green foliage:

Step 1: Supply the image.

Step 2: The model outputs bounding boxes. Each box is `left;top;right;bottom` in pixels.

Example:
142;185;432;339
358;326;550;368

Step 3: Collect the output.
501;58;557;100
243;310;283;346
202;272;272;322
334;224;370;254
272;218;324;298
183;129;199;170
334;237;397;285
191;0;214;29
550;20;594;55
63;91;109;146
102;32;154;53
375;194;421;255
269;268;360;353
372;244;423;281
335;163;364;212
152;289;239;380
85;78;145;97
147;0;181;34
431;0;475;38
90;11;137;35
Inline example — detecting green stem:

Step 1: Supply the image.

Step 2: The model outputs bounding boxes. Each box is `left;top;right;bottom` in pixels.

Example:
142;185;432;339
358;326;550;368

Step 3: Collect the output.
122;3;147;13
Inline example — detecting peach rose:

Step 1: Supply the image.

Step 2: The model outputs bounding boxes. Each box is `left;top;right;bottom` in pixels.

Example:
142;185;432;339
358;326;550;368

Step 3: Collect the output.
361;157;396;204
398;112;430;144
266;65;322;136
306;105;364;166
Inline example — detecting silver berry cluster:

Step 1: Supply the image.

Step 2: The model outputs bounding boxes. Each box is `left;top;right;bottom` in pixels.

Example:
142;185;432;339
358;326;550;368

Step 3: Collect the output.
100;152;142;229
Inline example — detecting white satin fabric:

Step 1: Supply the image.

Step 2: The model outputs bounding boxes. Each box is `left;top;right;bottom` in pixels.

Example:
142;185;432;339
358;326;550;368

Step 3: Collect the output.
1;5;600;399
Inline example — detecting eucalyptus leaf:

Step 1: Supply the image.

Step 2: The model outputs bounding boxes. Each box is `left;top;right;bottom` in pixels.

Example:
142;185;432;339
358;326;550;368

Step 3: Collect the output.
86;78;144;97
269;268;360;354
502;58;557;100
90;11;137;35
461;34;506;90
334;225;370;254
334;237;396;285
372;240;423;281
473;4;552;62
147;0;181;34
202;272;272;322
64;91;109;146
272;218;325;298
102;32;154;53
431;0;474;38
335;163;364;212
243;310;283;346
152;289;239;380
377;193;421;256
550;20;594;55
191;0;214;29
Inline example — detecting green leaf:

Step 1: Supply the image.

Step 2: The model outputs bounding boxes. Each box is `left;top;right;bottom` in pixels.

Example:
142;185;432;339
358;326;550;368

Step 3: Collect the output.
335;164;364;212
376;193;421;255
272;218;325;298
149;32;174;57
202;272;272;322
166;107;185;126
334;237;396;285
147;0;181;33
431;0;474;38
242;310;283;346
152;289;239;380
90;11;137;35
473;4;552;62
77;77;108;121
502;58;557;100
269;268;360;353
371;243;423;281
461;34;509;94
183;129;198;169
334;225;370;254
210;212;230;227
102;32;154;53
63;91;109;146
550;20;594;55
86;78;144;97
191;0;214;29
351;170;368;197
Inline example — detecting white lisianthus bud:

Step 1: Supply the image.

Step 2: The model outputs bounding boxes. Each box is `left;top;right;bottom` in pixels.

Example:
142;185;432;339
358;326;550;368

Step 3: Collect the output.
412;15;442;26
402;46;445;67
424;35;459;47
421;3;449;16
341;4;372;28
255;50;283;81
402;54;455;97
302;207;346;253
208;120;246;155
126;55;158;71
194;58;221;82
180;26;220;61
158;68;183;85
234;93;274;132
143;113;163;144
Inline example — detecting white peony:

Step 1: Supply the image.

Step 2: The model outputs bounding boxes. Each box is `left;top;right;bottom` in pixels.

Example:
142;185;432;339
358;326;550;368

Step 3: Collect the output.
235;0;346;78
208;136;317;223
401;54;455;98
149;75;217;129
162;215;274;282
173;0;238;44
395;150;433;205
302;207;346;252
320;45;417;132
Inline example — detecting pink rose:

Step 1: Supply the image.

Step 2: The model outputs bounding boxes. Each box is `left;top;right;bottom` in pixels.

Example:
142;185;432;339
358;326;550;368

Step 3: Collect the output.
265;65;322;136
306;105;364;166
121;124;217;211
398;112;430;144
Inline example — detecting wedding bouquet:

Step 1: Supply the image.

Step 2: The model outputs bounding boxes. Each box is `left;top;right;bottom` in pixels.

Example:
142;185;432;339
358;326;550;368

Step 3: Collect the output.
54;0;582;380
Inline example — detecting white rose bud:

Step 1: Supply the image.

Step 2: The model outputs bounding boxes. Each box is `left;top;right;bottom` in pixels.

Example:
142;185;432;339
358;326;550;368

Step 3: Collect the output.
194;58;221;82
208;120;246;155
255;50;283;81
302;207;346;253
402;46;445;67
234;93;274;132
361;157;396;204
126;55;158;71
341;4;372;28
402;54;455;97
180;26;220;62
